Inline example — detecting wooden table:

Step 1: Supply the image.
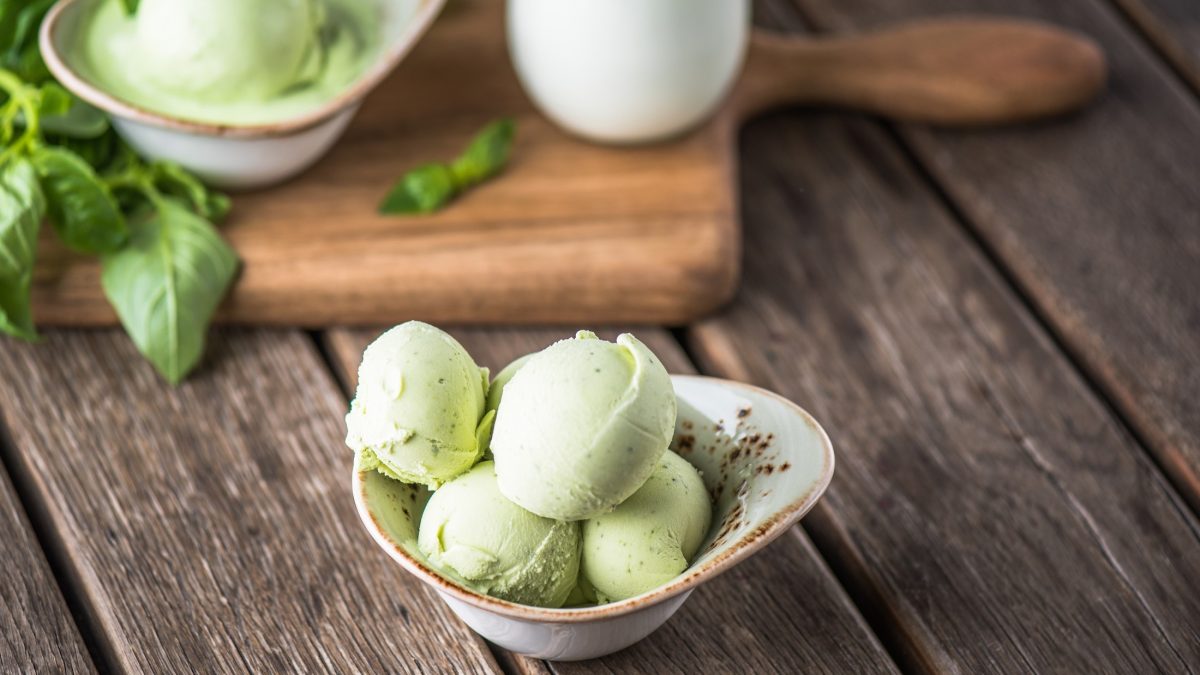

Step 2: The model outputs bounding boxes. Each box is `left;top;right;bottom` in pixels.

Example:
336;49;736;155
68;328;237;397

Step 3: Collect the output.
3;0;1199;672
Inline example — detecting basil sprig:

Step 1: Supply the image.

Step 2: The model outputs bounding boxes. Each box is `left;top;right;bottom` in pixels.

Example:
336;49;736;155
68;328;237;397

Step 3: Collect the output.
102;199;237;383
379;117;515;214
0;3;237;383
0;157;43;339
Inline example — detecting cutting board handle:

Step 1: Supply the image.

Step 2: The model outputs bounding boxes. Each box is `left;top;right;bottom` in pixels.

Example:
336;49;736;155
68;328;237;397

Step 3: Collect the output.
734;17;1106;126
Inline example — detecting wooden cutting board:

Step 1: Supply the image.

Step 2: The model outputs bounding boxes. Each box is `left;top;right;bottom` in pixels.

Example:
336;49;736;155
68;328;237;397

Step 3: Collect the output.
29;0;1103;327
32;0;738;327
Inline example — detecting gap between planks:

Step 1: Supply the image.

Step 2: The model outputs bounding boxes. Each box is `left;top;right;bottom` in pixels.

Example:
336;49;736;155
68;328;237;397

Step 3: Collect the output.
0;424;99;674
1103;0;1200;94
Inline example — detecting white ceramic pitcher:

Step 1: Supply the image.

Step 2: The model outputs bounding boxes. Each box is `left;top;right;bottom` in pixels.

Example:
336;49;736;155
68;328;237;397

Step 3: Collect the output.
507;0;750;144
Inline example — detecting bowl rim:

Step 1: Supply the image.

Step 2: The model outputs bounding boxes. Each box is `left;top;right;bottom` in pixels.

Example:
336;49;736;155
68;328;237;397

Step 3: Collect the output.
39;0;447;139
353;373;836;624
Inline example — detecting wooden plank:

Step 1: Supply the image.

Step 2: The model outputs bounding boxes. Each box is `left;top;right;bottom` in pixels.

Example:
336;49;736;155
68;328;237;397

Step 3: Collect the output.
687;111;1200;672
326;326;899;674
0;330;500;674
0;465;95;674
788;0;1200;514
1107;0;1200;91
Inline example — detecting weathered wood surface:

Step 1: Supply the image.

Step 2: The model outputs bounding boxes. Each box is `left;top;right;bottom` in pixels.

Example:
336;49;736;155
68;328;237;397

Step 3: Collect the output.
0;330;500;674
0;466;95;674
786;0;1200;513
687;112;1200;672
326;326;898;674
1108;0;1200;91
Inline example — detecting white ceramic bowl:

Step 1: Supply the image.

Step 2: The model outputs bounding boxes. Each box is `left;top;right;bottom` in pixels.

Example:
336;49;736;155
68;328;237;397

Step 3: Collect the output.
39;0;445;189
354;375;835;661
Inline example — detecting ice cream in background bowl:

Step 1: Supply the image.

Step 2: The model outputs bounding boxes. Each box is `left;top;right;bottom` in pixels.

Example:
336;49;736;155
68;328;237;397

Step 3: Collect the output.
39;0;447;188
351;325;835;660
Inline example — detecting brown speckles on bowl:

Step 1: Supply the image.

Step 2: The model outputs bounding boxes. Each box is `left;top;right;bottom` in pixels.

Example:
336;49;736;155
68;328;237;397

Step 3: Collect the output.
676;434;696;454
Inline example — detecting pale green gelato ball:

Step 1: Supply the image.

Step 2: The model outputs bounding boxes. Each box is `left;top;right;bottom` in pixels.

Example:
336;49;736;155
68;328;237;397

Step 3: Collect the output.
491;331;676;520
418;462;581;607
485;353;534;416
133;0;324;102
345;321;493;489
582;450;712;603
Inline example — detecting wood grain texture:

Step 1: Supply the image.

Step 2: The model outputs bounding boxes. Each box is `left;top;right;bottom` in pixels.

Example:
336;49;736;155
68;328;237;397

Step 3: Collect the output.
688;111;1200;673
30;0;740;328
0;330;500;674
1107;0;1200;91
789;0;1200;512
0;466;95;674
325;326;898;674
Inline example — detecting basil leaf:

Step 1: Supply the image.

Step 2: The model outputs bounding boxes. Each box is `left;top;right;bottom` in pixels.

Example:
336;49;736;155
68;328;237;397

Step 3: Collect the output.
450;117;515;186
378;163;457;214
0;4;20;52
378;118;515;215
101;199;238;383
0;158;45;340
41;96;109;139
33;146;128;254
203;192;231;223
118;0;140;15
5;0;54;83
151;161;229;222
50;128;118;171
37;82;71;118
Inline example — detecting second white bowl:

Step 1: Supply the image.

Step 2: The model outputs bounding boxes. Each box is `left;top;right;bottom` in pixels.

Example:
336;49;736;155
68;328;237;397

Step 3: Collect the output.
39;0;446;189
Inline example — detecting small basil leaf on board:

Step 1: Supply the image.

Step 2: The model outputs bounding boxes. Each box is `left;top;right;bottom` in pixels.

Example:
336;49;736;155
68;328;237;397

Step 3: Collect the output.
450;117;515;186
33;146;128;255
378;163;457;214
378;118;516;216
101;200;238;384
0;158;46;340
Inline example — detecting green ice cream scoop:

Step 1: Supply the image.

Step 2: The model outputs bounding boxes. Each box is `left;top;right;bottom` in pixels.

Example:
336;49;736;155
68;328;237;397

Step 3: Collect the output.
418;462;581;608
485;352;534;416
581;450;712;603
490;330;676;521
130;0;324;102
345;321;494;489
73;0;383;125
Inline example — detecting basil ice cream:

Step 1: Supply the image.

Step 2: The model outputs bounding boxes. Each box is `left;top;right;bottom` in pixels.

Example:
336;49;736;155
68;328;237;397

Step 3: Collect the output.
581;450;711;602
346;324;713;609
345;322;493;489
71;0;386;125
418;462;581;608
490;331;677;521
